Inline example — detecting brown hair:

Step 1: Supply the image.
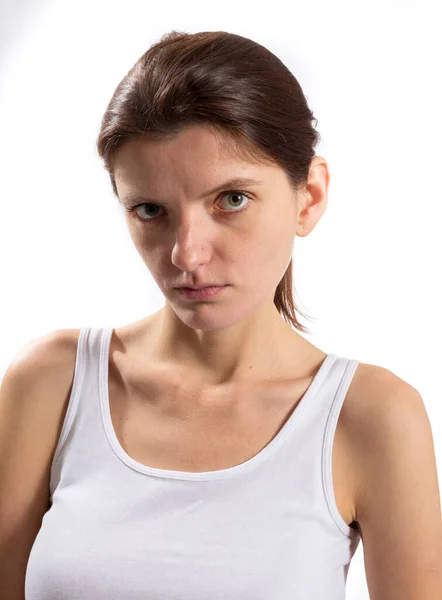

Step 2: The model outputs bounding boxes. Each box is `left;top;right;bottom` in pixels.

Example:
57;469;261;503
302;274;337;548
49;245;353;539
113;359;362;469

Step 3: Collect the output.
96;30;321;334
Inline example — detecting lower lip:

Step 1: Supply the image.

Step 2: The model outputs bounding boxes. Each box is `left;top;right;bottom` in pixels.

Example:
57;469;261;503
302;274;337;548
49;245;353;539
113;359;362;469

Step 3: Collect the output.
177;285;227;300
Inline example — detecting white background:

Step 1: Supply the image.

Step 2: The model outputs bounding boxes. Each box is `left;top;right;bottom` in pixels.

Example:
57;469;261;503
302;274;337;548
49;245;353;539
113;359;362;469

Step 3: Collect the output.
1;0;441;597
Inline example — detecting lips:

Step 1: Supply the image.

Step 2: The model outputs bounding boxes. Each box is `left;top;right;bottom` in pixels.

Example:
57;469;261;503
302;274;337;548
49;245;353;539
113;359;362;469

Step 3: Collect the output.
178;285;223;290
177;285;227;300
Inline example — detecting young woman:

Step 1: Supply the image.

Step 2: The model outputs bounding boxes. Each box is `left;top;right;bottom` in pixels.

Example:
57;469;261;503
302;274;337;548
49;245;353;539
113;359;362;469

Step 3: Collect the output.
2;29;441;600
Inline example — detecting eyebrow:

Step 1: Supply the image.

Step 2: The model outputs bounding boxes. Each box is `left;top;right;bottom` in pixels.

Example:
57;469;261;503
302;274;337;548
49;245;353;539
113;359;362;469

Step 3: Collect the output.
120;177;265;205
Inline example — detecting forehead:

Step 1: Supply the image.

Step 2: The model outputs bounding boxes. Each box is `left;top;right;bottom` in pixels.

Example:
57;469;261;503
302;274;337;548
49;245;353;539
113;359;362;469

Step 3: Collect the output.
114;126;259;178
113;125;280;201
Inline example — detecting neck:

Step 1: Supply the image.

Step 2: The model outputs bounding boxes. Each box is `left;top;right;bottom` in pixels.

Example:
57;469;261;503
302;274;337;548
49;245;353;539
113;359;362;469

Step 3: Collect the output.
146;303;311;387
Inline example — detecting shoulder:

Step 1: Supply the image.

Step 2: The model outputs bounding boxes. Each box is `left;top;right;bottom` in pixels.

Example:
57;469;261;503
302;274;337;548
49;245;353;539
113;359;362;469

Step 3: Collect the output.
11;328;81;367
344;360;434;514
3;328;82;409
0;329;83;501
0;329;82;569
343;359;426;457
343;360;417;424
344;362;442;594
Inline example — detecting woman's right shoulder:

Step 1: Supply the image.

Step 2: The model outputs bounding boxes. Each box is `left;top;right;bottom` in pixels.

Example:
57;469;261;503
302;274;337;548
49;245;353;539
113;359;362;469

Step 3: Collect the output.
13;328;82;365
2;328;82;410
0;329;83;576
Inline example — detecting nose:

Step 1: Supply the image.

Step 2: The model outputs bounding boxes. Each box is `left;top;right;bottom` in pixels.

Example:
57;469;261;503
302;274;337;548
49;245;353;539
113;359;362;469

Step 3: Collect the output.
170;211;214;272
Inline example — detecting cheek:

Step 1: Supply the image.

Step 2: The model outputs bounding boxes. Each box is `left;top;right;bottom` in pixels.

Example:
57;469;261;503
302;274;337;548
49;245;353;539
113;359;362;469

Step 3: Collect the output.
130;233;163;270
259;221;294;280
232;222;293;276
249;216;293;256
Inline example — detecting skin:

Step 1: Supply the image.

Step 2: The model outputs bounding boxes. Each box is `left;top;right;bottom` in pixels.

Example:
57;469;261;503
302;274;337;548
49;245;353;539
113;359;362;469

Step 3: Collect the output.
113;124;330;391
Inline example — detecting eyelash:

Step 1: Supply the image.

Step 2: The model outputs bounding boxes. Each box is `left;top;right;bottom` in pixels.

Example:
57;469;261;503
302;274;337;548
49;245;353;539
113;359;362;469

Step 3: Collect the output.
125;190;252;223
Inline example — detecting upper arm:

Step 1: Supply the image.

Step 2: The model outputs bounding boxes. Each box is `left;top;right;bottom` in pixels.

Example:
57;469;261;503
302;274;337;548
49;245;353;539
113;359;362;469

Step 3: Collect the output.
350;367;442;599
0;329;79;592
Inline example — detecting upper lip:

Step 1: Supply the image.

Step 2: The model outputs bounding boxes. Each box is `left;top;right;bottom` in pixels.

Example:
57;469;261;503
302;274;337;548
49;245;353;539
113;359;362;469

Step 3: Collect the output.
177;284;224;290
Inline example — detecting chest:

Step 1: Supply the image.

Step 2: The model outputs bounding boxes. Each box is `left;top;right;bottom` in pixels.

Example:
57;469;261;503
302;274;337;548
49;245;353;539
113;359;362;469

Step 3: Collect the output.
107;354;360;528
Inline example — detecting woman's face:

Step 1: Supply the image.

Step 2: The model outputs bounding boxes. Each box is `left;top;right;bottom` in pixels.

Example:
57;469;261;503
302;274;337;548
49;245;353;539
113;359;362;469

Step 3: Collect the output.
113;124;310;332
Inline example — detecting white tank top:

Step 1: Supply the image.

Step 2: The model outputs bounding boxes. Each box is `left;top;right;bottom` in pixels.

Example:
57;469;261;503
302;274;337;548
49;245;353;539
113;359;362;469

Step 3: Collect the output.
25;326;362;599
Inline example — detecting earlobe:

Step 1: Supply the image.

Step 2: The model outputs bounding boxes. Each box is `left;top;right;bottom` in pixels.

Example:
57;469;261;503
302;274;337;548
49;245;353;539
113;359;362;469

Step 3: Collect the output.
295;216;311;238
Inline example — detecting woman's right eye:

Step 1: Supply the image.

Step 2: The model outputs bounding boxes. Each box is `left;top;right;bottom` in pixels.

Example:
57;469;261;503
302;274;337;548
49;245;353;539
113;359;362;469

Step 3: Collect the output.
127;203;162;221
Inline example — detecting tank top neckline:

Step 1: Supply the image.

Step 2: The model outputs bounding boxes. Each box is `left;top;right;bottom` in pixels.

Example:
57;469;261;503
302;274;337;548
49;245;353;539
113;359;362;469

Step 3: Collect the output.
98;326;338;481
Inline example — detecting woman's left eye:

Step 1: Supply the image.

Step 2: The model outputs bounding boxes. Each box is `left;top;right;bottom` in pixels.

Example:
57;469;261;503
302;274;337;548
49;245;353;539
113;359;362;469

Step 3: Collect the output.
218;190;251;211
126;190;252;222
